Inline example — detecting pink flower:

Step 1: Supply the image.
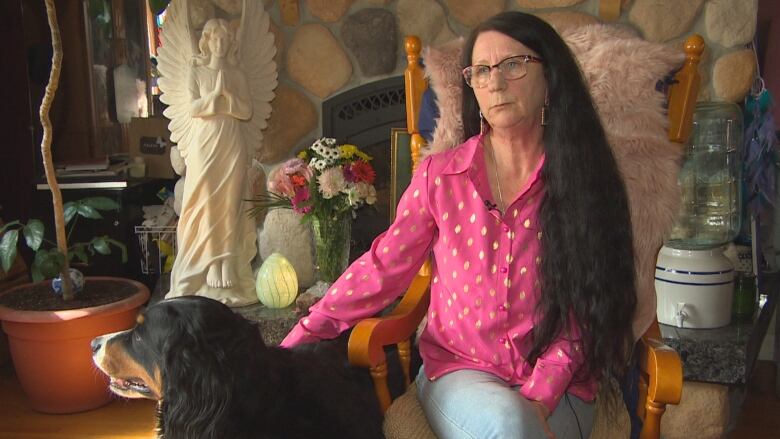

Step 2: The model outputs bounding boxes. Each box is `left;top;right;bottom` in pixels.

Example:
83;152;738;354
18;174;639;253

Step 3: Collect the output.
283;158;313;181
317;167;347;199
292;186;312;214
343;165;357;183
355;182;377;205
269;158;312;198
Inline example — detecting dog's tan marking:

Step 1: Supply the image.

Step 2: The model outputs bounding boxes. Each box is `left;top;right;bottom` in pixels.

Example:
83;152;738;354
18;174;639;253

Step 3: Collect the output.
98;333;162;400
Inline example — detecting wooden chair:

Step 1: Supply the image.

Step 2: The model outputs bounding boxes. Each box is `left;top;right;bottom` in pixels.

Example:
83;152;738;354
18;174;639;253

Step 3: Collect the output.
348;34;704;439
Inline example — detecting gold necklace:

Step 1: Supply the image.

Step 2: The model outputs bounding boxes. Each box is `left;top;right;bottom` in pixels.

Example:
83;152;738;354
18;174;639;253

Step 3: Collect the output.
489;140;505;213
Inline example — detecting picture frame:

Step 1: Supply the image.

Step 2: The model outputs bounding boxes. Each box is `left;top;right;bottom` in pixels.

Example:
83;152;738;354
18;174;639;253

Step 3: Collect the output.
348;127;413;260
390;127;413;221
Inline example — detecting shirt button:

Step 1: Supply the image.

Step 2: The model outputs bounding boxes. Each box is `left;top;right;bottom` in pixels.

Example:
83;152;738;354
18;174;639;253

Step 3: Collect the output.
498;337;507;344
502;225;509;232
500;266;508;273
498;305;506;311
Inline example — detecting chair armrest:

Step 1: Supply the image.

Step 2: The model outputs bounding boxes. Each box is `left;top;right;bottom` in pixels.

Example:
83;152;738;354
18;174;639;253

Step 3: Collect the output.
639;324;683;405
637;321;683;439
348;272;431;368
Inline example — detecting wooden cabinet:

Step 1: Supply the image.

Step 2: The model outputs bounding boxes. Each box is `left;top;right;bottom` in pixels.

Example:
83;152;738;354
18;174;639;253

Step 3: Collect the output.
1;0;154;224
32;178;173;287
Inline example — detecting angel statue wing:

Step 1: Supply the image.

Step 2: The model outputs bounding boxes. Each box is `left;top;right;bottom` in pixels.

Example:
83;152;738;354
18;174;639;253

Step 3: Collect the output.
236;0;278;159
156;0;197;161
157;0;277;164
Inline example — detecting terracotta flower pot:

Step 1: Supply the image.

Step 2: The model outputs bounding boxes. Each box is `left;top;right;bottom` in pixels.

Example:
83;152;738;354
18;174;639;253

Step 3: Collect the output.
0;277;149;414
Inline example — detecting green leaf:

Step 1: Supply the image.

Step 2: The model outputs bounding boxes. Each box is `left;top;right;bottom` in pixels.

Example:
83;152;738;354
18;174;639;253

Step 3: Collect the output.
70;244;89;264
81;196;120;211
0;229;19;272
246;191;295;218
91;237;111;255
0;220;21;235
30;263;43;283
64;202;78;224
76;203;103;220
105;237;128;263
33;249;65;280
23;219;44;251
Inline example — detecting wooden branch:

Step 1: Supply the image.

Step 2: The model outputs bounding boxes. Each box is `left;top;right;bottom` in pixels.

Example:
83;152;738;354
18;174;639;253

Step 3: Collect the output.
42;0;72;300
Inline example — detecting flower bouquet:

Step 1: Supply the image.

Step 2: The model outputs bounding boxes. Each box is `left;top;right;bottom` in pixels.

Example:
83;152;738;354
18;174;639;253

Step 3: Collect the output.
251;138;377;282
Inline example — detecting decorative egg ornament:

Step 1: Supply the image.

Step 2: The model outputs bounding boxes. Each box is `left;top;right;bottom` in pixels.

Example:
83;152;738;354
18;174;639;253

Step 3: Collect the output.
255;253;299;308
51;268;85;296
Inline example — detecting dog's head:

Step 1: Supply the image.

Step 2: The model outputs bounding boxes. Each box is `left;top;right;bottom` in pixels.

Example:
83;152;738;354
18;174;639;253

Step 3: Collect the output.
91;295;265;401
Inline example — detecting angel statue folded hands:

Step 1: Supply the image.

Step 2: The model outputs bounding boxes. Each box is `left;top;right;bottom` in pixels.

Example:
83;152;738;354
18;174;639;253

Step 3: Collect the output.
157;0;277;306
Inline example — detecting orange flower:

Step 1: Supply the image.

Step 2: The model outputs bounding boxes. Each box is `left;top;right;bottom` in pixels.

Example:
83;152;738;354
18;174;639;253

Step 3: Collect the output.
290;174;307;188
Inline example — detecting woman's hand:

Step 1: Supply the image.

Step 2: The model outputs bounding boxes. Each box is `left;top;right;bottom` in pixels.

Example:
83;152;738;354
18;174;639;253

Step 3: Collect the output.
531;401;557;439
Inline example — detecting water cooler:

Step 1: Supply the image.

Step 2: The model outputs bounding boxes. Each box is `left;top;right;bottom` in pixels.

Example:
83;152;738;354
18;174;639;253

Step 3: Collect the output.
655;102;743;328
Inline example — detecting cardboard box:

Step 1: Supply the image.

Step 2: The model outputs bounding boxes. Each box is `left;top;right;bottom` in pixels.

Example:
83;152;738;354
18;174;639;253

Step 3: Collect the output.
128;117;175;179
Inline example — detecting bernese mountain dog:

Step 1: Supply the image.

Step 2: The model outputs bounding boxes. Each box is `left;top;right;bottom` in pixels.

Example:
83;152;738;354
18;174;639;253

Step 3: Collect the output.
91;296;387;439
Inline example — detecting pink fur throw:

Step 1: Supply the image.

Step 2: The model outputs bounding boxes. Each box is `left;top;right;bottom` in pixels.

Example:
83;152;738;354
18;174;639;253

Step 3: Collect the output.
422;24;686;339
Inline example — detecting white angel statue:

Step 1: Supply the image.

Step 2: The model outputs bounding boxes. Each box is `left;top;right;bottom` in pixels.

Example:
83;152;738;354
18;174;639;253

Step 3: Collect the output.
157;0;277;306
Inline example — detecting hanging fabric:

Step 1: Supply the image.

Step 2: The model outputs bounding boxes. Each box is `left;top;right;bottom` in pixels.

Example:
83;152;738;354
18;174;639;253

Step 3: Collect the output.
743;50;779;223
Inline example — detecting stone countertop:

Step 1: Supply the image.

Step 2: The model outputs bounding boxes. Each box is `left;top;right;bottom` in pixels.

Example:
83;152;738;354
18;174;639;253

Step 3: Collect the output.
660;271;779;385
232;304;301;346
660;321;753;384
151;274;302;346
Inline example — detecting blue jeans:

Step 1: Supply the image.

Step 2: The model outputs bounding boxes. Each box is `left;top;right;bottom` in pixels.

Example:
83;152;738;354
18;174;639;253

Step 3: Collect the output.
416;366;594;439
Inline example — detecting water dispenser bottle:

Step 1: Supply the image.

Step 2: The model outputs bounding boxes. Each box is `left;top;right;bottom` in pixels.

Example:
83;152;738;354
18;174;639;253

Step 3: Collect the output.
668;102;743;249
656;102;743;328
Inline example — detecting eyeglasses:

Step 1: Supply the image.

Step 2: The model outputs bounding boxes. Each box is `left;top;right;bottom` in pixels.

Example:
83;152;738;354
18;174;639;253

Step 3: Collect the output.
462;55;544;89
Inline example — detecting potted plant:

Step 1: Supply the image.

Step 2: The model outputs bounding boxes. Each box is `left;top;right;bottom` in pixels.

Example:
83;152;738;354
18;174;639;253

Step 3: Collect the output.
0;0;149;414
0;197;128;287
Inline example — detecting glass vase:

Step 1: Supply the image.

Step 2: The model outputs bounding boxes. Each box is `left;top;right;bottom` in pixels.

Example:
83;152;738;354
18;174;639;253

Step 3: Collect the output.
311;214;351;283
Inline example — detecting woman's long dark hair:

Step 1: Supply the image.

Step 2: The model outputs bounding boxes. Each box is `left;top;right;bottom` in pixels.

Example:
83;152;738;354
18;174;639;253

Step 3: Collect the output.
461;12;637;387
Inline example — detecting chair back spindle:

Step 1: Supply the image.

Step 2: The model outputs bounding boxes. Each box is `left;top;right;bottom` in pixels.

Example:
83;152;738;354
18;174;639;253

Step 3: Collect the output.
404;36;428;172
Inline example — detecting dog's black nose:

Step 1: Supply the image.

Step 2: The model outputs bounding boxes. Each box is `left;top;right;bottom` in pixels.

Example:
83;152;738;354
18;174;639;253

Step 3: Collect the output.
91;338;102;354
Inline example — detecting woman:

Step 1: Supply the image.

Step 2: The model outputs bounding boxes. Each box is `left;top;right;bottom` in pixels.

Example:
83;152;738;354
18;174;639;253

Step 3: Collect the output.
167;18;258;306
282;12;636;438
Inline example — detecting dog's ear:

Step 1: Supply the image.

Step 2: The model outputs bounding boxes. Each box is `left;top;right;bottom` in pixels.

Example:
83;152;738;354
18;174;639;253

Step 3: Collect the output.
158;303;236;438
157;297;270;438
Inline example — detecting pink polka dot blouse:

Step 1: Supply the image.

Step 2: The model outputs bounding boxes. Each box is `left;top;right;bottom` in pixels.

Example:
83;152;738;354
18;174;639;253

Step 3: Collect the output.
281;133;597;412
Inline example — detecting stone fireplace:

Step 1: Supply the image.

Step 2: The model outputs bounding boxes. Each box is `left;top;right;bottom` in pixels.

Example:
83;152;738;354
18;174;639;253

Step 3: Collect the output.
259;0;758;173
321;76;406;258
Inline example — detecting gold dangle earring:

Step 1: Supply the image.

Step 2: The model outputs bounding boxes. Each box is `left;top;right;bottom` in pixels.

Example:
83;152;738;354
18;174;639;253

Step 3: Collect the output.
480;111;488;135
541;92;549;126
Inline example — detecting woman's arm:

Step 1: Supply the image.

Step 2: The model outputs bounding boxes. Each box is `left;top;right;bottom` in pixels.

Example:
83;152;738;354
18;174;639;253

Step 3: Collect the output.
519;315;587;415
281;157;437;348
